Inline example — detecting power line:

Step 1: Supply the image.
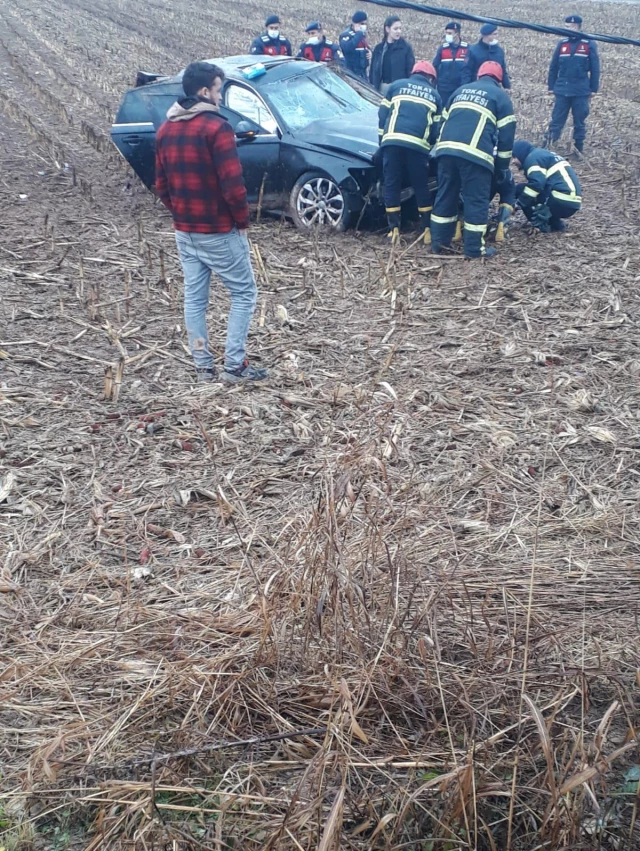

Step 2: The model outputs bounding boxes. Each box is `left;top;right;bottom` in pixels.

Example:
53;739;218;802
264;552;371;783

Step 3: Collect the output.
360;0;640;47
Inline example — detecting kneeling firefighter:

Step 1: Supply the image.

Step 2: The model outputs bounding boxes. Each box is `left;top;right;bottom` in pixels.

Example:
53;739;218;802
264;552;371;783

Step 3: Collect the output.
378;60;443;244
512;140;582;232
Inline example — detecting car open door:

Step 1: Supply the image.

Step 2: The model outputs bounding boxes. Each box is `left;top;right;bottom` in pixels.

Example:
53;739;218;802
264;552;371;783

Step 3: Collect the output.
220;84;284;207
111;88;159;188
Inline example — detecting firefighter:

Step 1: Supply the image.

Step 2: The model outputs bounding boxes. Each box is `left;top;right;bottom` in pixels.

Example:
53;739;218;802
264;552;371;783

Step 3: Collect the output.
250;15;292;57
378;61;442;244
297;22;341;63
431;60;515;259
512;140;582;232
462;24;511;91
545;15;600;159
340;11;371;80
432;22;469;107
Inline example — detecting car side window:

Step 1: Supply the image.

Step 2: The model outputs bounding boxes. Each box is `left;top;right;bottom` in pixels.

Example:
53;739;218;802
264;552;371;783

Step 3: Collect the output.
140;91;180;128
225;84;278;134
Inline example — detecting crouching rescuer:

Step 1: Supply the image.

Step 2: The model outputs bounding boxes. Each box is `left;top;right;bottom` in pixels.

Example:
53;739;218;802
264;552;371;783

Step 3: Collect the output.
431;60;515;259
378;61;442;244
155;62;268;384
512;140;582;232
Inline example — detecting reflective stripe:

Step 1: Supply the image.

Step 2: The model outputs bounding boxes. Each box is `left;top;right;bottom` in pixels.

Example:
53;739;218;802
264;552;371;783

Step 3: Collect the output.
551;190;581;204
548;161;578;197
391;94;437;110
496;114;516;129
528;165;547;176
383;131;431;151
418;206;433;212
432;213;459;224
523;186;539;198
435;140;494;167
380;99;391;108
496;151;512;161
464;222;487;232
469;114;487;151
386;206;401;213
448;101;496;125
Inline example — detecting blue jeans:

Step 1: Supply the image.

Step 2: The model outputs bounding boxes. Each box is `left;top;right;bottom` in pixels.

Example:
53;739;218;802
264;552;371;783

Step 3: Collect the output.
175;229;257;372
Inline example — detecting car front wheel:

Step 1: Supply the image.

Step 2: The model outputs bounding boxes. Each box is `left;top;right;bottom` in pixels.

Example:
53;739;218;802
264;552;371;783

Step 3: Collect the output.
290;172;352;232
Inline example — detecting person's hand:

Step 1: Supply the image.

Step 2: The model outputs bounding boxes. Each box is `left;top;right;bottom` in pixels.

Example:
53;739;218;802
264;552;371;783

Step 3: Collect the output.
366;49;372;61
238;228;249;236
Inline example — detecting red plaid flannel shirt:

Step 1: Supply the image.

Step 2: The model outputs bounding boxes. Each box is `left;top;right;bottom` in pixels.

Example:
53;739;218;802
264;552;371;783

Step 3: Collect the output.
155;109;250;233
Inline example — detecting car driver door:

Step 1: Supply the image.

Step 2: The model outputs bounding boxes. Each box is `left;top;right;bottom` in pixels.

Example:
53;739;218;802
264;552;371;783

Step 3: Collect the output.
219;83;284;207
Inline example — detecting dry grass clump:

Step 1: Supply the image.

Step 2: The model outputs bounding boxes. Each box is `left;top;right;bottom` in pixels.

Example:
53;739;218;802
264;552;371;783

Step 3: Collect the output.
0;0;639;848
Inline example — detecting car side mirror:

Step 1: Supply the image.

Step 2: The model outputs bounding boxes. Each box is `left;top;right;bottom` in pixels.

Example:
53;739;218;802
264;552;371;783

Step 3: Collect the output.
236;121;258;140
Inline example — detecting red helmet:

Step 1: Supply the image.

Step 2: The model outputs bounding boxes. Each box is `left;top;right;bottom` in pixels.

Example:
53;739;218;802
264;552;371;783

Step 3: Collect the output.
478;61;503;83
412;60;437;80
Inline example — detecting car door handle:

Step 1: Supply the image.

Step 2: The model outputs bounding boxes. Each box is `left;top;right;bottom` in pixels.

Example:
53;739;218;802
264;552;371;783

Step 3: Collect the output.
123;134;142;146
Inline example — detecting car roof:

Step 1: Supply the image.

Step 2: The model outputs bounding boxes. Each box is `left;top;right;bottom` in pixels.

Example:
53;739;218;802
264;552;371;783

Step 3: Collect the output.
174;55;315;86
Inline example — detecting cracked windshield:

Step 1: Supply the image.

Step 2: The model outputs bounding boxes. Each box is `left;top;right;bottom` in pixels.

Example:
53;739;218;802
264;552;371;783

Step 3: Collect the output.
265;66;377;131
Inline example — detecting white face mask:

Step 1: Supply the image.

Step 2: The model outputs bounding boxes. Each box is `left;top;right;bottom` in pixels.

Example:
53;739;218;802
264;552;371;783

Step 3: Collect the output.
307;36;320;45
445;34;455;43
267;28;279;38
488;38;499;45
359;24;367;33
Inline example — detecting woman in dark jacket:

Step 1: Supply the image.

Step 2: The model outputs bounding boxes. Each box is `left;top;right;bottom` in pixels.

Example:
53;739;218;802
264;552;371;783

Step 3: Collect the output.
370;16;415;94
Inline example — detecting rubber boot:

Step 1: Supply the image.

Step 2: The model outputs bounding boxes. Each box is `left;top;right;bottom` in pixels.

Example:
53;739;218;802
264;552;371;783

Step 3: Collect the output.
386;209;401;244
452;219;463;242
495;203;513;243
572;142;583;161
419;207;432;246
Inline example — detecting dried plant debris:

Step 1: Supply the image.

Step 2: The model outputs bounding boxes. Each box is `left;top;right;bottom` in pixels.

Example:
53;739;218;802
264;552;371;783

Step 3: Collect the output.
0;0;639;849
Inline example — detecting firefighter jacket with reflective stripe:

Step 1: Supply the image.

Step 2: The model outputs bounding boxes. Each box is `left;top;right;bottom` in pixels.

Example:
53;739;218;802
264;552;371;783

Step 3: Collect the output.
548;37;600;97
297;38;341;63
250;33;292;56
434;77;515;172
519;148;582;209
432;41;469;100
340;28;370;77
378;74;443;153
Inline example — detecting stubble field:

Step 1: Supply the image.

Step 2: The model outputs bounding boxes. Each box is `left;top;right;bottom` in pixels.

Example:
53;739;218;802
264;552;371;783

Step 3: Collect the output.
0;0;639;849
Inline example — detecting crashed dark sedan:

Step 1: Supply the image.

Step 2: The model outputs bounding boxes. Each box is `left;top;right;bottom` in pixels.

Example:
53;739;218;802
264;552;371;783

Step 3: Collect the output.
111;55;387;230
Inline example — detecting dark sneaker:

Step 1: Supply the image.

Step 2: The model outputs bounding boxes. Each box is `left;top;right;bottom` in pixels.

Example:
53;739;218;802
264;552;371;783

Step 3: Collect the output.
572;145;583;161
196;367;218;383
222;359;268;385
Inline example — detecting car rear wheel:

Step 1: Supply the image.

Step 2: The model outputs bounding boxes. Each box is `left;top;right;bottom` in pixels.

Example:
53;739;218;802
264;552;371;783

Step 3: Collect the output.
290;172;352;232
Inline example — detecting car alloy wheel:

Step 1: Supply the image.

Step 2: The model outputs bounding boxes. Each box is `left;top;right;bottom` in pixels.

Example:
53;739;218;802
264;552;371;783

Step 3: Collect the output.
295;176;346;228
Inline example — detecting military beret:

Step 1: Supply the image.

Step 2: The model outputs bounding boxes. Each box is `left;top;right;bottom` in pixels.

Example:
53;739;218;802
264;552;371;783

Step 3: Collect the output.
565;15;583;25
480;23;498;36
265;14;280;26
352;11;368;23
445;22;461;32
305;21;321;32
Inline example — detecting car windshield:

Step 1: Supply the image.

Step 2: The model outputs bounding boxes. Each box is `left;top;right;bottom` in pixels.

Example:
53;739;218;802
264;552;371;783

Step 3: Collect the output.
264;66;378;132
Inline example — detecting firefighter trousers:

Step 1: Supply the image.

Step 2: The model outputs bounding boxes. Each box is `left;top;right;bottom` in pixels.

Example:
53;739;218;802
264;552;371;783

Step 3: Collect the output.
382;146;432;227
431;155;493;257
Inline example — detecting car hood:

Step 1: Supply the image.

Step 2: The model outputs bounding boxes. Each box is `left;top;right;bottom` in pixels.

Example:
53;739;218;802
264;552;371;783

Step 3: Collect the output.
293;115;379;163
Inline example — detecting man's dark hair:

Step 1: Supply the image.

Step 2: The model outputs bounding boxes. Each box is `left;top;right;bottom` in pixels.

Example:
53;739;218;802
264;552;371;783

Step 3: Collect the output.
182;62;225;97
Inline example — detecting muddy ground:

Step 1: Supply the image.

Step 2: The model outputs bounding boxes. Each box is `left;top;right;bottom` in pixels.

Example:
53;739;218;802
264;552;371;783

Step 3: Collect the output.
1;0;639;849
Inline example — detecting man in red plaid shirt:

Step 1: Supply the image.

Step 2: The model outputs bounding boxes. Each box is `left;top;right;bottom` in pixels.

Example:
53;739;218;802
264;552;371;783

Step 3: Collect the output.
156;62;268;383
